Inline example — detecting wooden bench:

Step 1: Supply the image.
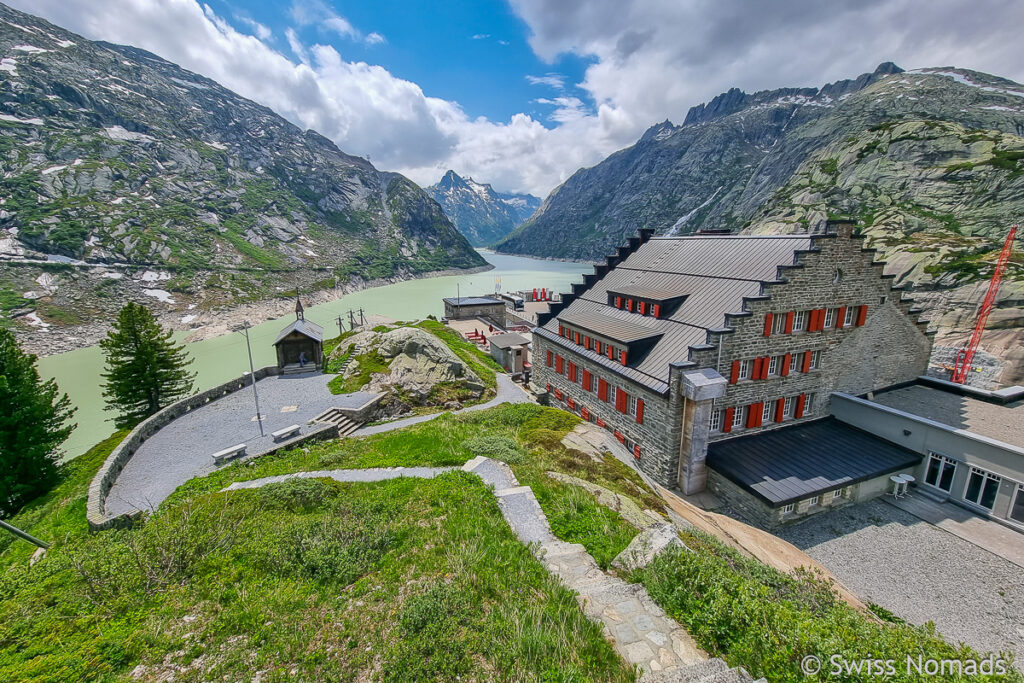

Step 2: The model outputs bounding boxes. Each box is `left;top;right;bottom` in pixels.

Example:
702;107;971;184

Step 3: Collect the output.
272;424;301;442
212;443;246;465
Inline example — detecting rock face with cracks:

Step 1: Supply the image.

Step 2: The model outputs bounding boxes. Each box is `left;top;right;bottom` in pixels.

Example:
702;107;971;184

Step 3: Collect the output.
337;327;485;402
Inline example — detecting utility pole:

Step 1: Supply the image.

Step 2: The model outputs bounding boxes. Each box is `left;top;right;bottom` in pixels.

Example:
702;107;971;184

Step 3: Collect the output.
348;309;357;330
241;321;265;437
335;316;345;336
359;308;365;327
0;519;49;549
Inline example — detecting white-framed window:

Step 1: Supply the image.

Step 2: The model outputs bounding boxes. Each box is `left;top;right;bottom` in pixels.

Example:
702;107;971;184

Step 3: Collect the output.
809;350;821;370
1011;484;1024;524
783;396;794;419
773;314;787;334
781;503;795;514
824;308;837;328
804;393;815;416
710;408;724;432
738;359;752;381
762;400;774;423
767;356;779;376
789;354;799;374
964;467;1001;510
627;394;638;417
732;405;746;429
807;495;820;507
925;453;957;493
843;307;855;327
792;310;807;332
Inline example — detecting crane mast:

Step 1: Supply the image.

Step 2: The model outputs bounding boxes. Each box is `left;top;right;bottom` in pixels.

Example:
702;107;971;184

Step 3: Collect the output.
950;225;1017;384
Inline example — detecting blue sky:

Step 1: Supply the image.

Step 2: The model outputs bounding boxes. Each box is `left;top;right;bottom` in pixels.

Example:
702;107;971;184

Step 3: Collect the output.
14;0;1024;197
210;0;594;126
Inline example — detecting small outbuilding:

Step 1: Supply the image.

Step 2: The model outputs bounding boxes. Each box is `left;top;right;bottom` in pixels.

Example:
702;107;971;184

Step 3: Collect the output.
443;296;506;323
273;298;323;373
488;332;529;377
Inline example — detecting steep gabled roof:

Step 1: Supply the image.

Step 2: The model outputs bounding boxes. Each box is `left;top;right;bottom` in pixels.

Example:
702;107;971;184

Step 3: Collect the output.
544;234;813;384
273;318;324;345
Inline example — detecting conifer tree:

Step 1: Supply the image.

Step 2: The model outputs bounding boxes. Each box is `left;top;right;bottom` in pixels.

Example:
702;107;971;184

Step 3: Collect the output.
0;329;75;516
101;302;196;428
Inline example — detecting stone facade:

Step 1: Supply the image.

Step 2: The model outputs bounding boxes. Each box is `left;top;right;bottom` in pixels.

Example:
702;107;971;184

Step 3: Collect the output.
534;221;934;507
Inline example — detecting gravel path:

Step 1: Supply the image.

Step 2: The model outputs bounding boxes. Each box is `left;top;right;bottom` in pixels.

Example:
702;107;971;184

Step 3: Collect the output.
355;374;532;436
105;373;378;516
777;499;1024;669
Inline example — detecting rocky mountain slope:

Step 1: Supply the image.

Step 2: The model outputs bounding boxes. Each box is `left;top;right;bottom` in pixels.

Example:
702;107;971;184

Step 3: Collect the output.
0;3;485;353
497;64;1024;385
427;170;540;246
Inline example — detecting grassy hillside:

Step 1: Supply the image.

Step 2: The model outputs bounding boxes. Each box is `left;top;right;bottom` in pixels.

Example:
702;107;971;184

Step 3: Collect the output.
1;404;1017;681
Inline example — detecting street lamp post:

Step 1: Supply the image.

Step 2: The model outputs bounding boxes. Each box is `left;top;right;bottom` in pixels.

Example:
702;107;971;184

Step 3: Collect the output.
241;321;265;437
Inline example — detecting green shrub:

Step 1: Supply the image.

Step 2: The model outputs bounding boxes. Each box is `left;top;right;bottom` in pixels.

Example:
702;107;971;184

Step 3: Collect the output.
461;434;525;464
258;477;341;512
387;582;477;681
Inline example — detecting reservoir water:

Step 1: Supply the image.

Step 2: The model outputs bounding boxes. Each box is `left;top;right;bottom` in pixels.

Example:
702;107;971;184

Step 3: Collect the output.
37;250;588;459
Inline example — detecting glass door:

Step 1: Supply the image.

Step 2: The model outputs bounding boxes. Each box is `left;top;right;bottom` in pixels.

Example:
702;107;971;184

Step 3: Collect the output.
964;467;1001;510
1011;484;1024;524
924;453;957;492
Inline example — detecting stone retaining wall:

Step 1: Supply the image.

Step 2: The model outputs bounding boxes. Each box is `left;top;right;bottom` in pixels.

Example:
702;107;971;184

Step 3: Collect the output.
87;366;282;531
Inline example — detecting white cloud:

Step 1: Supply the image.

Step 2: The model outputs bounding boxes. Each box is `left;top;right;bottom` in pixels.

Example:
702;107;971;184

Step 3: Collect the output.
9;0;1024;199
471;33;490;40
235;14;270;40
526;73;565;90
289;0;385;46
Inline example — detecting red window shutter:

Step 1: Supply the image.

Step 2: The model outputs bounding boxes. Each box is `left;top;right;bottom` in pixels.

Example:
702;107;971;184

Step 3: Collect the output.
729;360;740;384
774;399;785;423
836;306;847;329
596;418;606;428
615;296;622;308
558;325;564;336
752;357;763;380
567;397;575;410
556;355;564;374
636;399;644;425
801;350;812;373
816;308;827;331
616;388;628;413
568;362;576;383
615;431;625;444
795;394;807;418
746;403;761;429
546;350;552;367
784;311;794;334
546;383;551;393
574;332;580;344
639;301;647;315
581;369;590;391
581;406;589;420
607;346;614;360
595;340;602;354
652;304;661;318
781;353;791;377
633;444;641;460
627;299;634;312
554;388;563;400
723;407;735;433
807;309;817;332
584;336;590;350
620;350;628;365
763;313;773;337
598;378;608;402
856;305;868;327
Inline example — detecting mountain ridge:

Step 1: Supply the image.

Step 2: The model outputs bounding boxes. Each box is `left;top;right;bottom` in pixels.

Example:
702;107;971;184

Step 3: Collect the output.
0;2;485;348
427;170;540;247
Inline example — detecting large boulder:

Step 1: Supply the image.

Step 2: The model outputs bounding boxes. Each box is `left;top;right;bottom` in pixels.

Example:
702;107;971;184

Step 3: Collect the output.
340;327;484;401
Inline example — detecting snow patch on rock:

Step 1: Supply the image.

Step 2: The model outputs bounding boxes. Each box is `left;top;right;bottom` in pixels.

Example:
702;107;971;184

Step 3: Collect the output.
143;289;176;304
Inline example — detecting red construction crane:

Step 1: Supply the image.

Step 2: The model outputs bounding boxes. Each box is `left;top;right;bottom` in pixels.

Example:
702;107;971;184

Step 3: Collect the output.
951;224;1018;383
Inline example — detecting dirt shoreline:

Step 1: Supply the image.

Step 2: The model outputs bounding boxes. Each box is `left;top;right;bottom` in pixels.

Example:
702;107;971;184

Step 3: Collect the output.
13;263;494;358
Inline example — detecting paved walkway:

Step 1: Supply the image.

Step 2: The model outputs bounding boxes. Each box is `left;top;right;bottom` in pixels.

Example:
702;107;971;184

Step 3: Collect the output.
886;491;1024;569
356;374;532;436
221;456;709;677
105;373;378;516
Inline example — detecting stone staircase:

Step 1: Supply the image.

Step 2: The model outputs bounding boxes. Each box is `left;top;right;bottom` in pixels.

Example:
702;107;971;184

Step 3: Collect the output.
280;363;319;376
311;407;363;436
640;658;762;682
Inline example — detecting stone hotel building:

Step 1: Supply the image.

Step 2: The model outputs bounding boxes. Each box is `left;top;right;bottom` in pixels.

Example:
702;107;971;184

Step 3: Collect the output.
532;220;936;526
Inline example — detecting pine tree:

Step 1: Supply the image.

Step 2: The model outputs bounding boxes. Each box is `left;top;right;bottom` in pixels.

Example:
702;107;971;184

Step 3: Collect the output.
0;329;76;516
101;302;196;428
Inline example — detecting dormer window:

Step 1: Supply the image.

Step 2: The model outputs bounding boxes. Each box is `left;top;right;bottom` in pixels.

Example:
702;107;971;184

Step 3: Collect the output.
607;286;686;319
